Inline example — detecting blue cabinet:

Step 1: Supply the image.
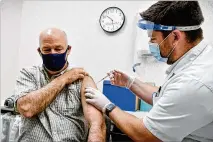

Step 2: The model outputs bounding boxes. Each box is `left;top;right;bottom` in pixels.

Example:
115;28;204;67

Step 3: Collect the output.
103;80;136;111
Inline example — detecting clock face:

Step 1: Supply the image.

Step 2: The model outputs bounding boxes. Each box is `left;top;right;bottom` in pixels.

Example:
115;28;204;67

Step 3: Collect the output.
99;7;125;33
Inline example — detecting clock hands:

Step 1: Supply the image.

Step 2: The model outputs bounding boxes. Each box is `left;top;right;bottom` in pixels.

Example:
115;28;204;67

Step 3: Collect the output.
107;16;113;22
107;16;114;30
100;7;125;33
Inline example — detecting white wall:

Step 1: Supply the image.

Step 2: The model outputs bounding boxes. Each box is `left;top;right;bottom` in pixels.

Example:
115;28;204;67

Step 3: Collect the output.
1;1;213;102
1;0;23;103
200;1;213;44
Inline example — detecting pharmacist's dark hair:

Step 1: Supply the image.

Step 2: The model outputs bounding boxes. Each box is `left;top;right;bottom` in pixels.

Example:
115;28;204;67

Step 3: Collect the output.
140;1;204;42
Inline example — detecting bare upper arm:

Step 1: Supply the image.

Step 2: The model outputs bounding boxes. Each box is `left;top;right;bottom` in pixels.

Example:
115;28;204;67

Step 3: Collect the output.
80;76;104;126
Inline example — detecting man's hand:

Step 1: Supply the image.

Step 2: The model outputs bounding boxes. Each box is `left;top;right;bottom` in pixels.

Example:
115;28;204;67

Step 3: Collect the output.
61;68;88;85
108;70;134;89
85;87;111;113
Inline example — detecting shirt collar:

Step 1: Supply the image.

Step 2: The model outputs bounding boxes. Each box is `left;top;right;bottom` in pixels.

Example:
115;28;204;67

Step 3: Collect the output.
166;39;208;75
42;62;72;80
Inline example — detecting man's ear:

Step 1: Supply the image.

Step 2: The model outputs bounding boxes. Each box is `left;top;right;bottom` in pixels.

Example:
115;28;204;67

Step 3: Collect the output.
172;30;181;41
37;47;42;56
67;45;72;55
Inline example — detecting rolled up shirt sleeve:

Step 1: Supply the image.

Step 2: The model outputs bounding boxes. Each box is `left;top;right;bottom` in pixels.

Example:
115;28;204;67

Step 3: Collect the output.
143;77;213;141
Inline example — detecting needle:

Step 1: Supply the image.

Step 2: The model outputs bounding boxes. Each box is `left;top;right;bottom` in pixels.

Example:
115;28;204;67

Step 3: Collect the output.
96;75;109;84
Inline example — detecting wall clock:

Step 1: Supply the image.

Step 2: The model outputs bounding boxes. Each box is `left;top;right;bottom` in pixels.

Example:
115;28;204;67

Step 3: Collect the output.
99;7;125;33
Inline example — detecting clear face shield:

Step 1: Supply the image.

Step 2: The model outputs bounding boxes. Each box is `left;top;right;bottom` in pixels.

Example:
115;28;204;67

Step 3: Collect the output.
132;15;162;83
132;14;201;83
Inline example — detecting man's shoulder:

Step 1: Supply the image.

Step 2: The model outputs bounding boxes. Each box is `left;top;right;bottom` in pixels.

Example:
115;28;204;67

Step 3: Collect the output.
18;65;44;78
20;65;42;73
66;64;87;85
73;79;82;85
165;73;213;98
67;76;94;94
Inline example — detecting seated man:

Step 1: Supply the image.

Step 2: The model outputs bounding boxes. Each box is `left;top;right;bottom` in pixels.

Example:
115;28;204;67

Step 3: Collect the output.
13;28;105;142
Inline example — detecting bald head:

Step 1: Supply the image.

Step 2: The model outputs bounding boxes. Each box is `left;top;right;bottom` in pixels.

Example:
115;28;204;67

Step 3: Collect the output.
39;28;69;54
39;28;68;47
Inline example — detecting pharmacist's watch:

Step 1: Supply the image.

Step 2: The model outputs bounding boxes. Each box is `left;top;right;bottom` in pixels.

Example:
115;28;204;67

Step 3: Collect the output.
105;103;116;117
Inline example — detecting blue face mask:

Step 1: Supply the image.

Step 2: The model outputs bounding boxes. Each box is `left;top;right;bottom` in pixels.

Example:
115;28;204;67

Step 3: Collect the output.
41;48;68;71
148;33;176;63
149;42;168;62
